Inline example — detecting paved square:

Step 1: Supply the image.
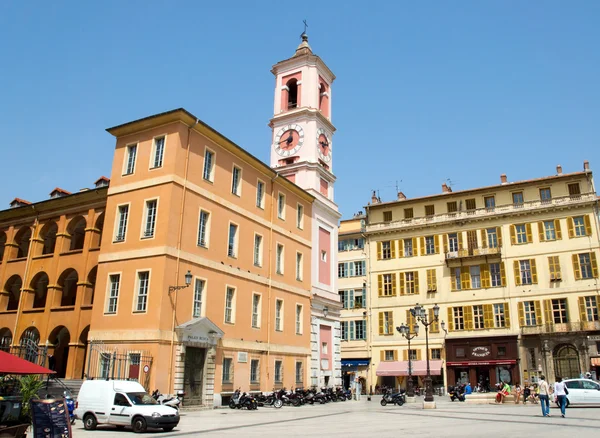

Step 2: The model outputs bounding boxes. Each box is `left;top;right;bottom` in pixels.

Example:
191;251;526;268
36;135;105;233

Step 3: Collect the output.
72;396;600;437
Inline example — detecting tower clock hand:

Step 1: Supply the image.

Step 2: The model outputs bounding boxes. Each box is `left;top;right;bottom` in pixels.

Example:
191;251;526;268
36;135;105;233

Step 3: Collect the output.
286;134;293;144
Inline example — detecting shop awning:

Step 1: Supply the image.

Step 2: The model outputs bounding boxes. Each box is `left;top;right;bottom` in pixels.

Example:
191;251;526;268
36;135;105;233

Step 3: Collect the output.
447;359;517;366
376;360;443;377
591;357;600;366
342;359;370;368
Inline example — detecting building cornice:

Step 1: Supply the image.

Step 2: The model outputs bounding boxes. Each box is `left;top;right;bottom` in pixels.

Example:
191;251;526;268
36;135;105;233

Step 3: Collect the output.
269;108;335;133
271;53;335;84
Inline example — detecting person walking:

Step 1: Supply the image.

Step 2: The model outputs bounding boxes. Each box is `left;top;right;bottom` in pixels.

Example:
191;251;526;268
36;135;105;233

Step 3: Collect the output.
538;375;551;417
554;376;568;418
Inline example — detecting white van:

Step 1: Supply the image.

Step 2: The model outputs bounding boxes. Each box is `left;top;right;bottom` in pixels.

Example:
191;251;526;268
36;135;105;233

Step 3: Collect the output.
75;380;179;433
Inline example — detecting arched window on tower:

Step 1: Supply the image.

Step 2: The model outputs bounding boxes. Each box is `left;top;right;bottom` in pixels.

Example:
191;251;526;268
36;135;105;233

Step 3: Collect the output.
287;79;298;110
319;81;330;118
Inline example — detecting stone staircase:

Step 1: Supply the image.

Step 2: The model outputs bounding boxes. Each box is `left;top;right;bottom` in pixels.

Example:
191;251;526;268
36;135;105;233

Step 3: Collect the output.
40;379;84;399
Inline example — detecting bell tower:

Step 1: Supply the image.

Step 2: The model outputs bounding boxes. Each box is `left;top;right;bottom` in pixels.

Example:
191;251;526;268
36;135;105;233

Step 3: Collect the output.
269;30;342;388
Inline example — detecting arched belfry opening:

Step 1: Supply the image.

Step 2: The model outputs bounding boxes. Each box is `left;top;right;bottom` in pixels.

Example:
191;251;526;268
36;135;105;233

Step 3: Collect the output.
286;78;298;110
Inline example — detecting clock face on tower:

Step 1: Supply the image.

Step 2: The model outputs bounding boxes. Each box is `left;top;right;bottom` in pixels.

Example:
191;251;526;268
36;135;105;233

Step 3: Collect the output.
274;124;304;157
316;128;332;162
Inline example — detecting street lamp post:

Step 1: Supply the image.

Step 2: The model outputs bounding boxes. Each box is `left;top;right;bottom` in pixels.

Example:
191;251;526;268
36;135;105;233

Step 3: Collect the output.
411;303;440;403
396;323;419;398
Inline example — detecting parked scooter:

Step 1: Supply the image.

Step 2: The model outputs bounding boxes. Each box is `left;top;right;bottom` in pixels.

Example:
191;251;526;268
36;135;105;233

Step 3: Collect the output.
64;391;76;425
256;390;283;408
151;389;181;411
229;389;258;410
380;388;405;406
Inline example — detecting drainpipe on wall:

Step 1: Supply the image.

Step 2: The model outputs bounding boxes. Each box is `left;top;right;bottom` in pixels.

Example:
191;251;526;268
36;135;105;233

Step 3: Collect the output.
168;118;199;394
266;173;279;386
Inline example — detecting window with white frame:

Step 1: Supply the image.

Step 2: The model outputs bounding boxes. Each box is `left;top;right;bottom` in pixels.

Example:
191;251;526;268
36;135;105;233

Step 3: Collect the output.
193;279;204;318
338;238;365;251
489;263;501;287
543;221;556;241
470;266;481;289
515;224;527;244
295;361;303;383
250;359;259;383
584;296;599;322
228;223;238;258
295;304;302;334
573;216;586;237
225;287;235;323
256;180;265;209
425;236;435;255
297;204;304;229
296;252;303;281
274;360;283;383
277;193;286;219
580;253;594;279
124;144;137;175
519;260;532;284
231;166;242;196
115;205;129;242
252;294;261;328
487;228;498;248
453;307;464;330
404;238;414;256
276;244;284;274
135;271;149;312
448;233;459;252
384;350;394;361
381;241;392;259
106;274;120;314
253;234;263;267
275;299;283;331
152;136;165;168
551;299;568;323
405;271;416;294
222;357;232;383
473;305;484;329
203;149;215;182
143;200;157;238
197;210;210;247
523;301;537;326
493;303;506;328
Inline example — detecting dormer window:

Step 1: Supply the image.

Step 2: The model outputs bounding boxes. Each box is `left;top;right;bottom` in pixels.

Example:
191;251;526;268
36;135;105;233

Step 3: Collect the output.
94;177;110;188
287;79;298;109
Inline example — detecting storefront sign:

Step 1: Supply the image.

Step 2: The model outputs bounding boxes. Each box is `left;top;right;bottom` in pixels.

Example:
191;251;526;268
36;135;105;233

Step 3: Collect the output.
447;359;517;367
588;335;600;342
471;346;491;358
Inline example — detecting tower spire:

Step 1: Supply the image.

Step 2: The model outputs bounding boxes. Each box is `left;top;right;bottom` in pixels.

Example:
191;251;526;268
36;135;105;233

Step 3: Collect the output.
294;20;312;57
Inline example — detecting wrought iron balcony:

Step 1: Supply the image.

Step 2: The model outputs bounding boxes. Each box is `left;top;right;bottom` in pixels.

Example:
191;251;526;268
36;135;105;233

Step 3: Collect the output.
445;246;502;266
521;320;600;335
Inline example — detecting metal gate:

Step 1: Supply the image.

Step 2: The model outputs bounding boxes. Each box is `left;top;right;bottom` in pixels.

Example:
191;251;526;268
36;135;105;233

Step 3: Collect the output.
12;332;48;367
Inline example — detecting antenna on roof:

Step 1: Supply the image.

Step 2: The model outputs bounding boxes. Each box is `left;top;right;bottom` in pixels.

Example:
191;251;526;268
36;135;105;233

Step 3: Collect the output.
445;178;455;189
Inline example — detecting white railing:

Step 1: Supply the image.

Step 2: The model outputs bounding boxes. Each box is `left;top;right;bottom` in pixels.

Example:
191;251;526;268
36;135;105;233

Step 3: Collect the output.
367;193;597;232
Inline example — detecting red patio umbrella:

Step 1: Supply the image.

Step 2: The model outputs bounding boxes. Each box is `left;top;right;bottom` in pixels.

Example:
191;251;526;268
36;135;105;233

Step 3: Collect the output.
0;350;55;375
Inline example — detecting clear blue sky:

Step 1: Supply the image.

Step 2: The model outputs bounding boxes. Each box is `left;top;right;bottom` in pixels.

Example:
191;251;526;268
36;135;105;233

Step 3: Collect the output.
1;1;598;218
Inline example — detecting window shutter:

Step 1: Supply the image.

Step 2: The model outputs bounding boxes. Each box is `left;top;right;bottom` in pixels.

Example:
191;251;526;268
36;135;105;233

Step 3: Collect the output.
398;240;404;258
513;261;521;286
434;235;440;254
381;350;385;361
447;308;454;331
531;259;538;284
420;237;425;256
497;227;503;247
504;304;511;328
349;320;355;340
483;304;494;329
392;273;397;295
572;254;581;280
349;262;355;277
564;299;570;323
481;264;490;288
543;300;552;325
393;350;398;361
460;266;471;289
464;306;473;330
584;215;592;236
458;232;464;250
591;252;599;278
412;237;418;255
526;223;533;243
518;302;525;327
414;271;420;294
480;229;487;248
378;275;383;296
510;225;516;245
443;234;448;253
500;262;506;286
534;301;542;325
416;350;422;360
537;221;545;242
451;270;457;291
403;350;408;361
579;297;586;323
389;311;394;330
399;272;405;295
567;217;575;238
377;242;382;260
349;290;355;309
554;219;562;240
391;240;396;258
379;312;384;335
406;309;413;333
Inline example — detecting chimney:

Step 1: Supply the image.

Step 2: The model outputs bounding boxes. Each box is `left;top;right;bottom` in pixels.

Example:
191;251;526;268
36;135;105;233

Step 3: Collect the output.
371;190;379;204
397;191;407;201
584;160;590;171
500;174;507;184
556;165;563;175
442;183;452;193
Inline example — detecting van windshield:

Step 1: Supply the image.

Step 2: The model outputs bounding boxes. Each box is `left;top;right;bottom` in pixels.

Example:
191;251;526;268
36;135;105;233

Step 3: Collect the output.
127;392;157;405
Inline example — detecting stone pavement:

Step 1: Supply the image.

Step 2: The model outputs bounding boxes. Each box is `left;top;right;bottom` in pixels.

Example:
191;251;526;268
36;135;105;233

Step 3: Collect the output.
72;396;600;437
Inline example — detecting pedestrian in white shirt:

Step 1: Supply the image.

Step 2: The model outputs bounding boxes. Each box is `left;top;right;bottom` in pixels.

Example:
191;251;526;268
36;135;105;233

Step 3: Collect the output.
538;375;551;417
554;376;567;417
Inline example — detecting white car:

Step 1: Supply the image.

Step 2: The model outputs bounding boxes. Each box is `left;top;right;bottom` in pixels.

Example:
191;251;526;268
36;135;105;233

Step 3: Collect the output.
558;379;600;407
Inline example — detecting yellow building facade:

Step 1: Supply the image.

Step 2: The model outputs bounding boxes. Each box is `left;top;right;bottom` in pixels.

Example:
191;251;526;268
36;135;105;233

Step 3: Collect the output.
364;164;600;392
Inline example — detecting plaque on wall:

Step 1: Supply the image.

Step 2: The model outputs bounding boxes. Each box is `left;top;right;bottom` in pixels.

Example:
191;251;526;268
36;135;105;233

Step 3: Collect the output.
30;399;72;438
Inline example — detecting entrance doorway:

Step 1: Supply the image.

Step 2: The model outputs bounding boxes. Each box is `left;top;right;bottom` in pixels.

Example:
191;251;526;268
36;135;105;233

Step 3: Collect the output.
554;344;581;379
184;347;205;405
48;326;71;378
476;367;491;391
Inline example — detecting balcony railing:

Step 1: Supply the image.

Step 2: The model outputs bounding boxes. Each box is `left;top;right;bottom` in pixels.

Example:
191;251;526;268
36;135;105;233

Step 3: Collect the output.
367;192;597;232
521;320;600;335
446;246;502;261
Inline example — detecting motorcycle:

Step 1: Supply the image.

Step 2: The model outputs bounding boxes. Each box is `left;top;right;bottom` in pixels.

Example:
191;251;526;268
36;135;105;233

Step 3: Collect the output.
256;390;283;408
64;391;76;425
380;389;405;406
229;389;258;410
152;389;181;411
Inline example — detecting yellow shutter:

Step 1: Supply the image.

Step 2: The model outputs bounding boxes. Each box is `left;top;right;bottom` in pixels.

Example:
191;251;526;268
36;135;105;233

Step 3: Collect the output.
403;350;408;361
500;262;506;286
579;297;586;322
447;308;454;331
378;274;383;296
458;232;463;250
555;219;562;240
510;225;516;245
451;269;457;291
420;237;425;256
591;252;599;278
483;304;494;329
412;237;418;256
433;235;439;254
534;301;542;325
397;240;404;258
443;234;448;253
572;254;581;280
526;223;533;243
531;259;538;284
416;350;422;360
497;227;503;247
481;229;487;248
518;302;525;327
414;271;420;294
481;264;490;288
393;350;398;361
379;312;384;335
399;272;405;295
392;273;397;295
505;304;511;328
543;300;552;325
513;260;521;286
538;221;545;242
391;240;396;258
567;217;575;238
584;215;592;236
381;350;385;361
464;306;473;330
429;308;439;333
406;309;412;332
461;266;471;289
377;241;382;260
389;311;394;331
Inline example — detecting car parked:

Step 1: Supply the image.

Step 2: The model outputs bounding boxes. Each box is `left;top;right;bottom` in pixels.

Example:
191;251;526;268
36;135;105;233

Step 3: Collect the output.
558;379;600;407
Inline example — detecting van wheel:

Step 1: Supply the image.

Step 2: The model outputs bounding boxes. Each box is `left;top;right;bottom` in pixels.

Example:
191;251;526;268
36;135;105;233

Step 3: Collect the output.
132;416;147;433
83;414;97;430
